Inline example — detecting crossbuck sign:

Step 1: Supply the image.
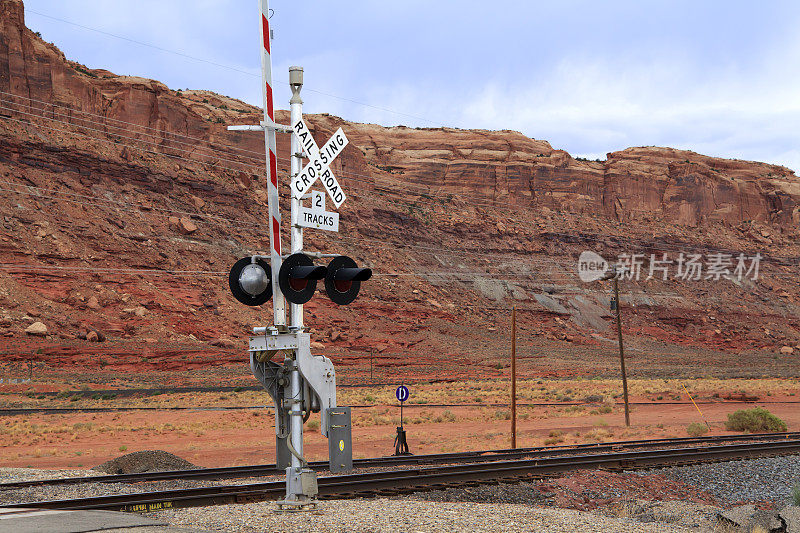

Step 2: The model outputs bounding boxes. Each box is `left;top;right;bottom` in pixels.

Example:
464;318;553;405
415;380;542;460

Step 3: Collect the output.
291;118;348;208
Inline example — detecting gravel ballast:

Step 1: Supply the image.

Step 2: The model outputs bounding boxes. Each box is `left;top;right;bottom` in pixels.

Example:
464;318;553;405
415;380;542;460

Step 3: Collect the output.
153;498;696;533
641;454;800;506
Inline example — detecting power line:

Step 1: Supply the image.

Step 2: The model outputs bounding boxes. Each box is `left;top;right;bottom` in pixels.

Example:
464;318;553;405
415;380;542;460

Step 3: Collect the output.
0;102;263;172
0;180;266;231
24;9;444;128
2;103;793;268
13;15;794;261
0;89;268;160
0;90;624;215
0;262;698;301
0;263;225;276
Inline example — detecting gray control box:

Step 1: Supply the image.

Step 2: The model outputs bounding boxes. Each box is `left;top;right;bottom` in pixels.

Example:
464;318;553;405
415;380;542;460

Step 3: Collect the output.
276;434;290;470
326;406;353;473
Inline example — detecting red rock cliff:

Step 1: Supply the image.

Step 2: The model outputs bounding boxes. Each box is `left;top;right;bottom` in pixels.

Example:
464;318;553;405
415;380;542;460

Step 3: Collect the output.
1;0;800;375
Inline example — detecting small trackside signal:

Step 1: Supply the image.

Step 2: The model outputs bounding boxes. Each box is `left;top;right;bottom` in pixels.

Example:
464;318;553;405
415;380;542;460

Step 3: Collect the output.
229;257;272;306
279;253;328;304
324;255;372;305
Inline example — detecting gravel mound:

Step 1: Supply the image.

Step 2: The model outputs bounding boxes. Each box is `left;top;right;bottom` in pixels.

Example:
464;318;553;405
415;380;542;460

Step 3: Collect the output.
93;450;198;474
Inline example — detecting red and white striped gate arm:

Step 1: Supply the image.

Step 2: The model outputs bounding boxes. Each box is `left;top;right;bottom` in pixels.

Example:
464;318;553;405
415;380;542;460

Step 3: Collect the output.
258;0;286;326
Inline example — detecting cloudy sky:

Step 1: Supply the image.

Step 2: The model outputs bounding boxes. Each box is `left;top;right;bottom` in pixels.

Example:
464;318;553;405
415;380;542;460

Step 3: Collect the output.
23;0;800;172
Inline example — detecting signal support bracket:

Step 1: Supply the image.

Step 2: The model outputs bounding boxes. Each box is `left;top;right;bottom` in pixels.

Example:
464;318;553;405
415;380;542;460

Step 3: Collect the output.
294;332;337;437
249;333;299;352
249;331;337;438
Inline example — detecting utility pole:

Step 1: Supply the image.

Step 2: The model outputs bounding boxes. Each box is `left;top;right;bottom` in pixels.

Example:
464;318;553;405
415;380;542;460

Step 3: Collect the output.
510;306;517;448
604;267;630;427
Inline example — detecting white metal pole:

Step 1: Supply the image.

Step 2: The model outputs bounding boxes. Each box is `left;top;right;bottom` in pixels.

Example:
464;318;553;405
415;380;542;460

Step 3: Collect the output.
289;66;304;328
258;0;286;327
288;66;304;479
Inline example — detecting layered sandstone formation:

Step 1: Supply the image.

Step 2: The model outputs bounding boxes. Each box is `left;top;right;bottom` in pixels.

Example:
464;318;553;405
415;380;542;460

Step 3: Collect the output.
1;0;800;377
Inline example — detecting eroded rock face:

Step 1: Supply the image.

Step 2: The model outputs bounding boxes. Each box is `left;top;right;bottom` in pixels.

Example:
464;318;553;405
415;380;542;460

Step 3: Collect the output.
2;0;800;372
318;115;798;227
1;0;797;231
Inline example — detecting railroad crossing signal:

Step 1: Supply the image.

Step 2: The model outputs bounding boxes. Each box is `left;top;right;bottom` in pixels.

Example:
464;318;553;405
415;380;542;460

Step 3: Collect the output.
279;253;327;304
228;257;272;306
325;256;372;305
291;118;348;208
229;254;371;307
225;2;377;510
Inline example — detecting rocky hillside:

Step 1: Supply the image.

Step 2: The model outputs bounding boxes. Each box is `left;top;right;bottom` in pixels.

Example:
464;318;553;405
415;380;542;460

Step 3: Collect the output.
1;0;800;378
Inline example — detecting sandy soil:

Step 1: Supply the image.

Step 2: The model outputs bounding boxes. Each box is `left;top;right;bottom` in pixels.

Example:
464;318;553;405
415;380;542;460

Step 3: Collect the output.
1;389;799;469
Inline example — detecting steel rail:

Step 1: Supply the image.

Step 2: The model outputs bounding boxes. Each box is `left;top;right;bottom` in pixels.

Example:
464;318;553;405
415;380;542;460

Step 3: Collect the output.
2;432;799;490
6;433;800;490
4;437;800;513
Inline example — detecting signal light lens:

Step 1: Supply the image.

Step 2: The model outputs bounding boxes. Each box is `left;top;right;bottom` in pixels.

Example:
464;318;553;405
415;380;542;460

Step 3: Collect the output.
228;257;272;306
279;253;328;304
325;256;372;305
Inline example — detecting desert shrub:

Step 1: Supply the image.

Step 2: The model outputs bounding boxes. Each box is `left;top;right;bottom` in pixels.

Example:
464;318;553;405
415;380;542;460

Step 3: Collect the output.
598;405;613;414
307;420;320;431
724;407;787;433
792;484;800;506
584;428;614;442
494;410;511;420
583;394;604;404
544;436;564;445
549;430;563;438
686;422;708;437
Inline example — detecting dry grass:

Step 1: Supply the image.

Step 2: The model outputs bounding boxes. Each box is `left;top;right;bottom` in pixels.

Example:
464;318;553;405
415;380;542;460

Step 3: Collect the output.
584;428;614;442
3;377;799;411
1;376;798;467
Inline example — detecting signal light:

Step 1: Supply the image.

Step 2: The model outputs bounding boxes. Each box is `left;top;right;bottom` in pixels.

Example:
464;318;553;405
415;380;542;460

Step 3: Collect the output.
324;255;372;305
229;257;272;306
279;253;328;304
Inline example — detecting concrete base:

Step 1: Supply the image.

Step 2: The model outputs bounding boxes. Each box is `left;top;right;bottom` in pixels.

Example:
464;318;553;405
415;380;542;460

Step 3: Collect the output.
0;508;208;533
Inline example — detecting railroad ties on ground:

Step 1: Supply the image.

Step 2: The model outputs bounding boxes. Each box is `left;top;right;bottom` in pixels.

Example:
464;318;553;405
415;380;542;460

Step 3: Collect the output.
4;433;800;513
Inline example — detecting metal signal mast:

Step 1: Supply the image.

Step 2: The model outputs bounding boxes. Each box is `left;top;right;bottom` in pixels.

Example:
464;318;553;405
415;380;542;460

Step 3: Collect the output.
226;0;372;510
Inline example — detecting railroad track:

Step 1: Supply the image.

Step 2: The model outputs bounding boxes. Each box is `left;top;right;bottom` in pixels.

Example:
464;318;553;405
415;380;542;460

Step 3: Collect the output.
3;431;799;490
5;435;800;512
